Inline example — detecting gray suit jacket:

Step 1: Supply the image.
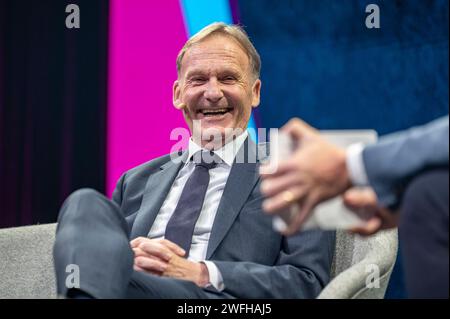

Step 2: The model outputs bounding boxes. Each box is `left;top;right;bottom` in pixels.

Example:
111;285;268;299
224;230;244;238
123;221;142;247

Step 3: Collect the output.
112;138;335;298
363;115;449;206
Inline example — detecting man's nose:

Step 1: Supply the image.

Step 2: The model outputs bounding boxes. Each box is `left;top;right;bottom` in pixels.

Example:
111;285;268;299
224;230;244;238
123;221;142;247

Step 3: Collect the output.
204;78;224;102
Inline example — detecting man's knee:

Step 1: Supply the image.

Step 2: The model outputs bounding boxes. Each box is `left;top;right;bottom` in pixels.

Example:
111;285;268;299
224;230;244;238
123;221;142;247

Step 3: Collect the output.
58;188;118;222
67;188;104;203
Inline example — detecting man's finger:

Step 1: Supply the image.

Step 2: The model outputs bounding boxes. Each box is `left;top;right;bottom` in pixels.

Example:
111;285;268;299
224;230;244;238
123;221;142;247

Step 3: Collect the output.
133;264;145;272
135;256;168;273
343;188;377;209
132;247;146;257
139;242;173;261
260;172;305;197
133;262;163;276
349;217;382;236
159;239;186;257
282;195;318;236
262;186;306;214
130;236;147;248
259;157;300;177
281;117;316;141
132;247;166;261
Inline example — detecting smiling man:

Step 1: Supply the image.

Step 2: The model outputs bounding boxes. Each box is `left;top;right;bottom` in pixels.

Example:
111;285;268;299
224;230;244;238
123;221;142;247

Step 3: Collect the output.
53;22;334;299
173;26;261;149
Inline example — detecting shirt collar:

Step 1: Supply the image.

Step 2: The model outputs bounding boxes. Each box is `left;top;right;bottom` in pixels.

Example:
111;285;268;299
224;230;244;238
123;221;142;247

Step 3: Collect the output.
187;130;248;167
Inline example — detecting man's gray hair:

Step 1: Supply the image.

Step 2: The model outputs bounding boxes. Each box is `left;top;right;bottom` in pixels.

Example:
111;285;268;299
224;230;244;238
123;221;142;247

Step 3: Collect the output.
176;22;261;80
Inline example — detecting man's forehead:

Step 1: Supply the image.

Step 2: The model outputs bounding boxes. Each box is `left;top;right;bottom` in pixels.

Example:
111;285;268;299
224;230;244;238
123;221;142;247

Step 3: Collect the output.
181;35;250;71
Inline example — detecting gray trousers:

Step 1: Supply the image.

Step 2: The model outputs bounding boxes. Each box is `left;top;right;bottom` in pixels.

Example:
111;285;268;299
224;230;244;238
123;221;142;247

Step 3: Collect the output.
53;188;231;299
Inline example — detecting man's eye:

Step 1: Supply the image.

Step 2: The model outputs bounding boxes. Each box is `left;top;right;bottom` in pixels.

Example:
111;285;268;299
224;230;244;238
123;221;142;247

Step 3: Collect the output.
221;76;236;83
191;77;206;83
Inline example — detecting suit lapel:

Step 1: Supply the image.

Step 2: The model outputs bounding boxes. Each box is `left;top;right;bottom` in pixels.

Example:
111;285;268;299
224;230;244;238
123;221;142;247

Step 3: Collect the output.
130;152;187;239
206;138;260;259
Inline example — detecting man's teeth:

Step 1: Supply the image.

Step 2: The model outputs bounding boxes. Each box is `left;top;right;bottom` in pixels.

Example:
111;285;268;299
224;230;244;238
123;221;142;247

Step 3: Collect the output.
201;108;230;115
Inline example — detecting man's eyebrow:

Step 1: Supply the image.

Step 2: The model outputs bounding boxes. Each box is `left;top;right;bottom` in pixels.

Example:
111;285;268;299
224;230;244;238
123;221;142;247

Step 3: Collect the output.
185;67;242;78
185;69;207;78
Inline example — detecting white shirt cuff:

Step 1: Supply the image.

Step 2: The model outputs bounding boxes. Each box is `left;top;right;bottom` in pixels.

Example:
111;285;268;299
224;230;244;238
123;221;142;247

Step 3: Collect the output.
202;261;225;292
346;143;369;186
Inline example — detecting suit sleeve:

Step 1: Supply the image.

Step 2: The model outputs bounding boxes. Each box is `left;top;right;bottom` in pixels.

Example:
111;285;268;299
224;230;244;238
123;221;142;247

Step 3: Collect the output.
211;229;335;299
363;115;449;206
111;172;126;206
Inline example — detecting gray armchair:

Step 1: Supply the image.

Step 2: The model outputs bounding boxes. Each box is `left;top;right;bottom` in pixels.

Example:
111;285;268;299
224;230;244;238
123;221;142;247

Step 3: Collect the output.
318;228;398;298
0;223;397;299
0;223;57;298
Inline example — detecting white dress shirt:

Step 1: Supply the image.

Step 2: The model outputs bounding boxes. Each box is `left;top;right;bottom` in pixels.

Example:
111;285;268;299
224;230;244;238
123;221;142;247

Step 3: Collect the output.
346;143;370;186
148;131;249;291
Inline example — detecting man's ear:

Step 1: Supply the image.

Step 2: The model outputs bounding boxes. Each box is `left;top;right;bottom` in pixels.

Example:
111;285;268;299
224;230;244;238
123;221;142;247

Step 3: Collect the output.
251;79;261;108
173;80;185;110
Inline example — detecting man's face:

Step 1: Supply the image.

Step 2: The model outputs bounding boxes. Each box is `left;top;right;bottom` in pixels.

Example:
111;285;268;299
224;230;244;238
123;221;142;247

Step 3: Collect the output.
173;34;261;147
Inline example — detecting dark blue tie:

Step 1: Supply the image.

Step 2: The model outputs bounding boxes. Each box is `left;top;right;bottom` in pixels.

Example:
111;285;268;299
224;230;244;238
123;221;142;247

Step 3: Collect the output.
164;150;218;255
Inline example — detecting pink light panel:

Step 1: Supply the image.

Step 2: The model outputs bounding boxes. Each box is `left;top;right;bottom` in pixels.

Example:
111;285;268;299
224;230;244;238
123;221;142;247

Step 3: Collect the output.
107;0;189;196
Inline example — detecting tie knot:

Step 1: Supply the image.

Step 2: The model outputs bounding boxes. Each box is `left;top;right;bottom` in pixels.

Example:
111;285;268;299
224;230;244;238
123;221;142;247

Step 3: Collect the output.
192;151;219;169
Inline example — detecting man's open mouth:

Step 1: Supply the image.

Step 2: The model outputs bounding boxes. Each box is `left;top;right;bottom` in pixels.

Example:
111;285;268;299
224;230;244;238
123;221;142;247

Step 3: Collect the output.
198;107;233;117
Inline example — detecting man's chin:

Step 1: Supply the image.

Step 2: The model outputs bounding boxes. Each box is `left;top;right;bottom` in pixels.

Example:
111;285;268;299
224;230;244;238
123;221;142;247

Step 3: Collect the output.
198;127;226;149
192;125;246;149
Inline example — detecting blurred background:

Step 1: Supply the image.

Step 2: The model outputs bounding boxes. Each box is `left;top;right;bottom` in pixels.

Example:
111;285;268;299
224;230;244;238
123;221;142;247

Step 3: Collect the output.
0;0;448;298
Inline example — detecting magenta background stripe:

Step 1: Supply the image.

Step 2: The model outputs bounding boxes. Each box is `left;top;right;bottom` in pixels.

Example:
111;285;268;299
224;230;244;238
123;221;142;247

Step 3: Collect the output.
107;0;188;196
